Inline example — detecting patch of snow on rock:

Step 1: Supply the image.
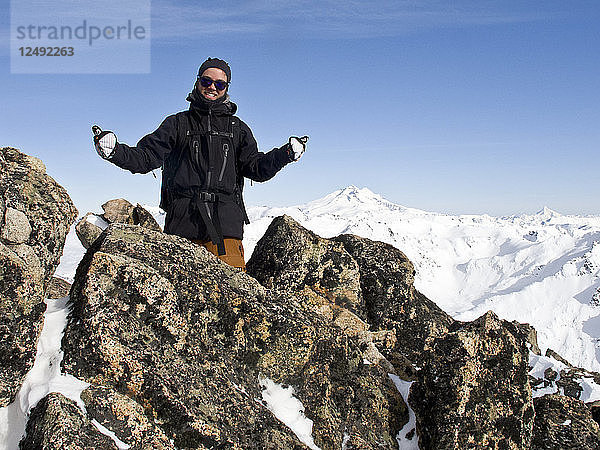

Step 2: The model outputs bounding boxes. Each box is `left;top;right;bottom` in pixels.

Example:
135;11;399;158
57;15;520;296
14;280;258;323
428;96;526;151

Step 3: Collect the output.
259;377;320;450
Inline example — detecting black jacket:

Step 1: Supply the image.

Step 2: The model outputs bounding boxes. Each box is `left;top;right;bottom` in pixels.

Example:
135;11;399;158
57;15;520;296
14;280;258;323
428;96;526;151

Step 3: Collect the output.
109;90;292;241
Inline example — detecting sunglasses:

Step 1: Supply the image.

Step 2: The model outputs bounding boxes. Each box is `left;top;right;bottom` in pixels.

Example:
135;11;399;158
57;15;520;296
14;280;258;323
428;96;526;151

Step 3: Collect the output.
198;76;229;91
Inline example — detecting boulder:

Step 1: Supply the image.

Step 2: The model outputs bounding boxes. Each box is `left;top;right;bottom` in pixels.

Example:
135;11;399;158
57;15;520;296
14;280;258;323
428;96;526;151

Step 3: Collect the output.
0;147;77;406
1;207;32;244
101;198;135;224
247;215;364;318
410;311;535;449
80;385;176;449
19;393;117;449
247;216;455;367
60;223;406;449
132;204;161;232
531;394;600;449
75;212;107;249
101;198;161;231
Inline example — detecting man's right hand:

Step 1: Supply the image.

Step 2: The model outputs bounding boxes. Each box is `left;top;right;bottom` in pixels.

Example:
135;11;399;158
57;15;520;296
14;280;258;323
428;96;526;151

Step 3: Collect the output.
92;125;117;160
288;135;309;162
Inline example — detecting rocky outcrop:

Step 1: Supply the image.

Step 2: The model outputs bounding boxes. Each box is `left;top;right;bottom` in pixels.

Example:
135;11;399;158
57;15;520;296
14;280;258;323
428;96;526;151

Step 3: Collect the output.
410;311;534;448
15;197;598;449
75;199;161;249
333;233;455;366
0;147;77;406
247;215;455;368
247;215;364;318
532;394;600;449
59;223;406;449
19;393;117;449
249;216;586;448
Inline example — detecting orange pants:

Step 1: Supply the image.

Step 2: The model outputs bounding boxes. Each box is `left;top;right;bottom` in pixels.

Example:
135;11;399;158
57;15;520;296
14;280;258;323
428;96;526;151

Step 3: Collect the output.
192;238;246;271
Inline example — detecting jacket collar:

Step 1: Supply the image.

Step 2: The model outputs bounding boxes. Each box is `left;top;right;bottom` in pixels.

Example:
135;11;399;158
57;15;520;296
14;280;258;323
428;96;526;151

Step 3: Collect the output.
186;89;237;116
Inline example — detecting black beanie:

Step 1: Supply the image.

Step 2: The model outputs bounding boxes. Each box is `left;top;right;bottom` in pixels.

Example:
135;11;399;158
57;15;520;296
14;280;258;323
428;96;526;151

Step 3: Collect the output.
197;57;231;82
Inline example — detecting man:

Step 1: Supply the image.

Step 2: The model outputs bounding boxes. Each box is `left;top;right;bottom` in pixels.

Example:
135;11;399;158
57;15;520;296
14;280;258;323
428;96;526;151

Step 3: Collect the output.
93;57;308;270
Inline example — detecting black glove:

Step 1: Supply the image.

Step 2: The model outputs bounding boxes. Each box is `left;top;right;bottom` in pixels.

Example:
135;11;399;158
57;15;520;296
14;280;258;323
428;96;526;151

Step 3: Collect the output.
287;135;309;162
92;125;117;160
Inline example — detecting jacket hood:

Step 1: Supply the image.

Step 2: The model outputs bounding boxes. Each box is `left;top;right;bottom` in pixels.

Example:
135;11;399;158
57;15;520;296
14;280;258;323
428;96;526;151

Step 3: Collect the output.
186;89;237;115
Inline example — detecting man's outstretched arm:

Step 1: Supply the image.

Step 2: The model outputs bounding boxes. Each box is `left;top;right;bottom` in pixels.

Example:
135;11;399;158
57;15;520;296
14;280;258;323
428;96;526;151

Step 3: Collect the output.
237;120;308;182
92;114;178;174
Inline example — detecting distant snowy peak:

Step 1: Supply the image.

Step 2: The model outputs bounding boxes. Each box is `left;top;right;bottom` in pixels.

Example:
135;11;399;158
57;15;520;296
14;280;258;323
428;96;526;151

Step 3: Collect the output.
301;185;408;216
535;206;562;220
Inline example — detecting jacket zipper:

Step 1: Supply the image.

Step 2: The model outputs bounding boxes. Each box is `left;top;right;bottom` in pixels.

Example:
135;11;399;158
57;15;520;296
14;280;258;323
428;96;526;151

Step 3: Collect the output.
207;107;213;189
193;140;200;168
218;143;229;182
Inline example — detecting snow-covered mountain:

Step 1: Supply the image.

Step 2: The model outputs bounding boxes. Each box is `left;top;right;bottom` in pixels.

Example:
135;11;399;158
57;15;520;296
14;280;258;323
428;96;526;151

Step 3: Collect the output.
58;186;600;372
242;186;600;373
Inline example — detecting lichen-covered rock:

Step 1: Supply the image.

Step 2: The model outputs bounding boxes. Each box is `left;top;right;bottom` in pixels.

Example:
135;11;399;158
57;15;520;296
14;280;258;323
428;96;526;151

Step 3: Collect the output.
291;332;406;449
47;276;71;299
62;223;406;449
1;207;32;244
334;233;455;365
132;204;161;231
512;321;541;355
100;198;161;231
75;212;106;249
19;393;117;449
532;394;600;449
247;215;364;318
81;385;176;449
0;196;5;227
0;241;46;407
410;311;535;449
247;216;454;368
0;147;77;406
101;198;135;224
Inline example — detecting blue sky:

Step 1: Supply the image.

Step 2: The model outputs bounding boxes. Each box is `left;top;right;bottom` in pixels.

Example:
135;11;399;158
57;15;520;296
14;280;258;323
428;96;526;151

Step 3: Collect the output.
1;1;599;216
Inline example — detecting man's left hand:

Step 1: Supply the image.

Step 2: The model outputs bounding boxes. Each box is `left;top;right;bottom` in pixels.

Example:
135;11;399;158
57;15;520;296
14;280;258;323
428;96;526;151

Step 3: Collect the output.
288;135;309;162
92;125;117;160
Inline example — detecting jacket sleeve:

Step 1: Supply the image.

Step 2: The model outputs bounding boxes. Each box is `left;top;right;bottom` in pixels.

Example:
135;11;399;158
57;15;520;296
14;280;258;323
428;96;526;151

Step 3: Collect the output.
237;120;292;182
108;114;179;174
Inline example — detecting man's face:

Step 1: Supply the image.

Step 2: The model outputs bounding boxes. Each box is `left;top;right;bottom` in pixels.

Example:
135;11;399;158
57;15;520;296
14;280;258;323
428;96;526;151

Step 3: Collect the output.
197;67;228;101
